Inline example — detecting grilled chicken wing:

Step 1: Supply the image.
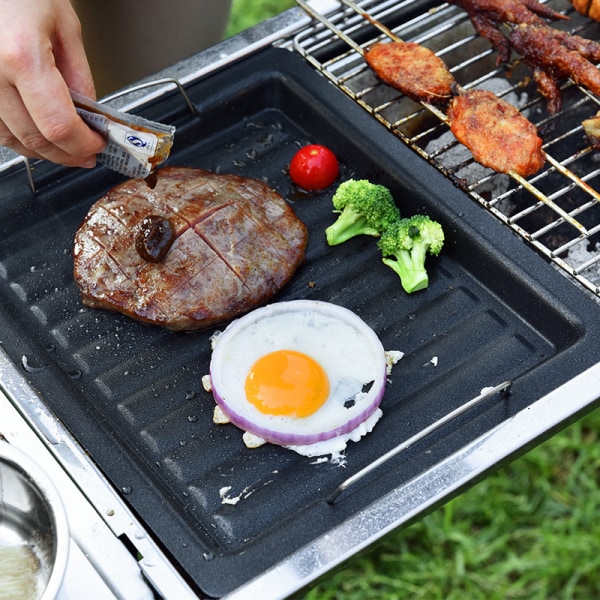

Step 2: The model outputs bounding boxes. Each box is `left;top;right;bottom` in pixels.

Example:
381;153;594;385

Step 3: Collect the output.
365;41;455;105
448;89;545;176
364;38;545;176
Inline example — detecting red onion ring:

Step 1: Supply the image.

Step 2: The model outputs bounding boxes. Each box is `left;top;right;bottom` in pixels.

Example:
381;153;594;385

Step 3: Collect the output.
209;300;387;448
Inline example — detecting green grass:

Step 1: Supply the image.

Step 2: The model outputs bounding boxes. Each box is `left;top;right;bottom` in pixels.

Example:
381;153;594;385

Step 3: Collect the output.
302;408;600;600
226;0;296;38
226;3;600;598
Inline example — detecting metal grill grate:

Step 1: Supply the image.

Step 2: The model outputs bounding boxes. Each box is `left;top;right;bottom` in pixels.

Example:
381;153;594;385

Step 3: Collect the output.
292;0;600;297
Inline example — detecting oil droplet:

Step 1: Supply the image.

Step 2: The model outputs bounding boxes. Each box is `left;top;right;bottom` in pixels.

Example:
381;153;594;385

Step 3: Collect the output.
21;355;46;373
29;262;47;272
259;133;274;146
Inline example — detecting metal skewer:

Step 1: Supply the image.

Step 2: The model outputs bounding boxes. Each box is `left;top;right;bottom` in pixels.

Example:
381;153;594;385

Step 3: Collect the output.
510;171;588;234
327;380;512;504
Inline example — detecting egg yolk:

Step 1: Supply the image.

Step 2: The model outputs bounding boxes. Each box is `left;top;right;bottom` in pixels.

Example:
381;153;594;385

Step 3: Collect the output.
244;349;330;417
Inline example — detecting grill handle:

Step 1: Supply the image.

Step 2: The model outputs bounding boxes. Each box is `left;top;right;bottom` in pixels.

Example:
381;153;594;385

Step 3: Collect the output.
327;379;513;504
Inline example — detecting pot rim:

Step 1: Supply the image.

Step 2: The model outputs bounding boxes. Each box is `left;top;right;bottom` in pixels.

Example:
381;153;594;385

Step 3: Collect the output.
0;441;70;600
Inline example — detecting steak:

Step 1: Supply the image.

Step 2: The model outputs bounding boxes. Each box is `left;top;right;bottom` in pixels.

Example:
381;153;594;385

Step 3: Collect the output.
73;167;308;331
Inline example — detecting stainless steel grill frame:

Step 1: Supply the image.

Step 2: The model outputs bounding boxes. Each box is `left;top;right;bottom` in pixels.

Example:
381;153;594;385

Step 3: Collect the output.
292;0;600;297
2;3;600;598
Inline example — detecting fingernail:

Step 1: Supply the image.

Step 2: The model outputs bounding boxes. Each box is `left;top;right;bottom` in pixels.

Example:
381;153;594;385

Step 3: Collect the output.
82;157;96;169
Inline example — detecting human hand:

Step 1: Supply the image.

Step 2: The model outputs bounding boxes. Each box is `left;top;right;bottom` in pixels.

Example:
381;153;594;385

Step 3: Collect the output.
0;0;106;168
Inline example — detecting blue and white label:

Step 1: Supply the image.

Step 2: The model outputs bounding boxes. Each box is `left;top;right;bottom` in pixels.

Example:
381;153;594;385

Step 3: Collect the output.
72;88;174;178
110;124;157;157
126;134;149;149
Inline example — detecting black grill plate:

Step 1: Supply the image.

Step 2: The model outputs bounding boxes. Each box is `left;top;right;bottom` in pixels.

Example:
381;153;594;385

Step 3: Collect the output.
0;48;599;597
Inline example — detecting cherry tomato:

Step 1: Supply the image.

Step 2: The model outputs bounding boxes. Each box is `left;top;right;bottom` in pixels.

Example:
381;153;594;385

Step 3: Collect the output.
289;144;339;191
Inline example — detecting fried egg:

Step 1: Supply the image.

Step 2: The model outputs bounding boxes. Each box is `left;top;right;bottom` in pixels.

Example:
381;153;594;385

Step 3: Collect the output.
208;299;394;457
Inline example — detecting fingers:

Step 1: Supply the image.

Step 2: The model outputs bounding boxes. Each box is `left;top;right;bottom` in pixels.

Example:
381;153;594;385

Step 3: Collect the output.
0;79;103;168
0;86;104;168
14;72;106;166
0;0;106;168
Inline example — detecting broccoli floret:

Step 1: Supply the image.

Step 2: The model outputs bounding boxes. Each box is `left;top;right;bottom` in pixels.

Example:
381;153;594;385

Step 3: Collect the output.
377;214;445;293
325;179;400;246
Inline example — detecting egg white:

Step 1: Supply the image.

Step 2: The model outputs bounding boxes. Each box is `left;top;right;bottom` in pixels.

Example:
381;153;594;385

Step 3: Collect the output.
209;299;388;455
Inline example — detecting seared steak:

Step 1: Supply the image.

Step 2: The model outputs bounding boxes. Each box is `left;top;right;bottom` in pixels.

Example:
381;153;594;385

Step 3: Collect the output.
73;167;308;331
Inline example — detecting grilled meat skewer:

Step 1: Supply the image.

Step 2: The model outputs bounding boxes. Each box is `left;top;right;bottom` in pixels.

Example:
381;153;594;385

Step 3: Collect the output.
365;41;455;105
507;23;600;114
448;88;545;176
451;0;567;62
449;0;600;114
365;41;545;176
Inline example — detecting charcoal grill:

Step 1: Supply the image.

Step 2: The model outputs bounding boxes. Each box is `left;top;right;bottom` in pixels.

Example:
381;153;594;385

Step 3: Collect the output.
293;0;600;295
1;1;600;598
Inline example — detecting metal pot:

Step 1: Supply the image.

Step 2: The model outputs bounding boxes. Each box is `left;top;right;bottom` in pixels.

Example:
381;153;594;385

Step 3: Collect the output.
0;441;69;600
